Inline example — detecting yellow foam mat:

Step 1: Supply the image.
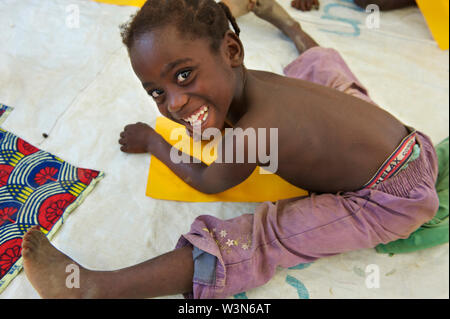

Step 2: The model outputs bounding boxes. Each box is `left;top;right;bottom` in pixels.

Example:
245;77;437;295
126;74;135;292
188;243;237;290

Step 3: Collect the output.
146;117;308;202
416;0;449;50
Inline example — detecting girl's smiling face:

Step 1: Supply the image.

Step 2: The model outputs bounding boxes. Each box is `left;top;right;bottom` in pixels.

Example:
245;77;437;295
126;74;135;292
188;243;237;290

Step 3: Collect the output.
129;25;242;136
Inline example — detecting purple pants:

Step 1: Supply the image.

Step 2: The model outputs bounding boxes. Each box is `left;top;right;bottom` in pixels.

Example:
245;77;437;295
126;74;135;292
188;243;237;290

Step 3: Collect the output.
175;47;440;299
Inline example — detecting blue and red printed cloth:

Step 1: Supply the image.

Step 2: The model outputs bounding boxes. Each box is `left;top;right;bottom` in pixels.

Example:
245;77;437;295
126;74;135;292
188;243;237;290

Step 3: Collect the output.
0;104;103;293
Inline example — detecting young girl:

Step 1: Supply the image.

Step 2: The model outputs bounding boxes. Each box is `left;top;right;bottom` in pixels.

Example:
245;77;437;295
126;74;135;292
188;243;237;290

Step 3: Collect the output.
21;0;438;298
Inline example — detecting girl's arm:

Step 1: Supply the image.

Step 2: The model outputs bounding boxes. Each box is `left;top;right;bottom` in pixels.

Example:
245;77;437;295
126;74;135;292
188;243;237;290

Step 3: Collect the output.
119;122;257;194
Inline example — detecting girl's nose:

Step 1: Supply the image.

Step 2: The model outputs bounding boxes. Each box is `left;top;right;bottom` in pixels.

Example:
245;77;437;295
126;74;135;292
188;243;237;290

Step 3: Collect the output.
167;93;189;113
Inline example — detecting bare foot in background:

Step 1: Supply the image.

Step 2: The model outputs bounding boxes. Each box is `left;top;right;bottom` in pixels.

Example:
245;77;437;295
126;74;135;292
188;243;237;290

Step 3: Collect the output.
291;0;319;12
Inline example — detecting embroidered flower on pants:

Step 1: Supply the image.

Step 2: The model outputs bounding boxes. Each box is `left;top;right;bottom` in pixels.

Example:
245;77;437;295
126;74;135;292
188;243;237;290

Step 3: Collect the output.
226;239;238;247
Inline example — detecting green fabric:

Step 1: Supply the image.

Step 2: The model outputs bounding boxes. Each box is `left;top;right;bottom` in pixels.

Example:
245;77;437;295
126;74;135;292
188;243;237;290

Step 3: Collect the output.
375;137;449;254
398;144;421;172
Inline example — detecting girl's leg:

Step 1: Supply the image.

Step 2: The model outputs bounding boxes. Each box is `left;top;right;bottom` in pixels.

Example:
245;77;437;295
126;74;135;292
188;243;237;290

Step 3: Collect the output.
248;1;373;103
176;144;438;299
21;226;194;298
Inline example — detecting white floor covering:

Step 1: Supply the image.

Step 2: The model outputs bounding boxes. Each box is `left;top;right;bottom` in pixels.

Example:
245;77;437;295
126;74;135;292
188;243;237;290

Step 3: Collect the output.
0;0;448;298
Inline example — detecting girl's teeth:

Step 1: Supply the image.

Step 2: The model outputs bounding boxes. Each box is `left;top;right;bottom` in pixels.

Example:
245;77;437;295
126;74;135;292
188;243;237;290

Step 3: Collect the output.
184;106;209;125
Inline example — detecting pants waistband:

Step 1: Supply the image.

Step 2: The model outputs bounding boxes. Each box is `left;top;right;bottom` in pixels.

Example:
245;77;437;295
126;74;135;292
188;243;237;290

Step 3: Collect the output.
363;127;418;189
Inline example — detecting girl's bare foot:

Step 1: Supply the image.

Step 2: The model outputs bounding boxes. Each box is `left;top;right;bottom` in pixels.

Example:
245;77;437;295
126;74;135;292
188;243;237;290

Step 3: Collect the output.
22;226;98;298
291;0;320;12
249;0;318;53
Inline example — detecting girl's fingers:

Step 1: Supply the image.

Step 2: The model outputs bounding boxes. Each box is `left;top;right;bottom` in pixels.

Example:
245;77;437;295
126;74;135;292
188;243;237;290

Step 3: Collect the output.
291;0;320;11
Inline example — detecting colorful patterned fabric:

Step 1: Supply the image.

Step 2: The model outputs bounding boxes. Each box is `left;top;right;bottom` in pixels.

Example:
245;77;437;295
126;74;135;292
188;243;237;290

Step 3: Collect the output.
0;106;103;293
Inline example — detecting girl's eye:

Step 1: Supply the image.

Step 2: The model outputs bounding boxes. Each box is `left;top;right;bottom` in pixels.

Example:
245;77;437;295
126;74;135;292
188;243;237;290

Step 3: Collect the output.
177;70;191;83
150;89;164;99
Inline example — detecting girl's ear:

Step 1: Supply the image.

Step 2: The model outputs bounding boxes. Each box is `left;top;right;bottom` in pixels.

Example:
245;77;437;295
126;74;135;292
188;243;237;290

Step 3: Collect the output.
222;30;244;67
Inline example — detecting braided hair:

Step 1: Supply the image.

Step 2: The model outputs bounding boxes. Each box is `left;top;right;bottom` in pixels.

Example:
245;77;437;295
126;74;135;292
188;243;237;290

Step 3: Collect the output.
120;0;240;52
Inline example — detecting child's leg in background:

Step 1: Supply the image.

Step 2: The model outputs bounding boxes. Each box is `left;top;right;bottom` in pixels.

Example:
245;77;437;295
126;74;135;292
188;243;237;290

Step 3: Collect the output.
245;0;374;103
223;0;319;53
245;0;372;103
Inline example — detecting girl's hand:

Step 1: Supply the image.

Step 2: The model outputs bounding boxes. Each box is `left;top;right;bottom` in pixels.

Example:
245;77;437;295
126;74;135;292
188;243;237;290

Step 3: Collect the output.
291;0;320;11
119;122;161;153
